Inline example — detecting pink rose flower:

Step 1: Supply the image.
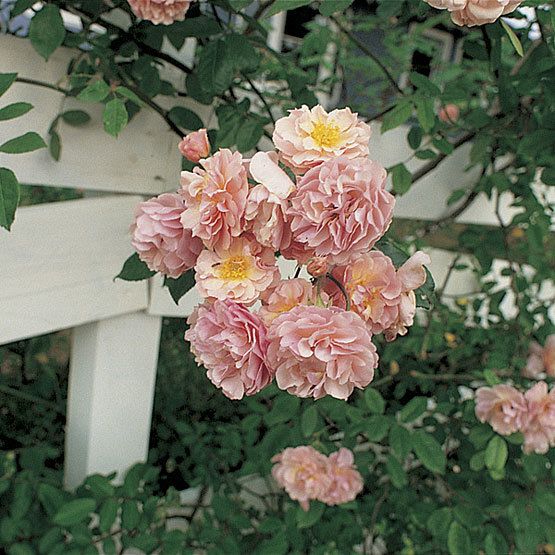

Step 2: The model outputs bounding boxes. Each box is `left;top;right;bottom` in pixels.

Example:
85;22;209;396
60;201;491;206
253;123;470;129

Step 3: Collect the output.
524;335;555;378
267;306;378;400
180;149;249;251
522;382;555;454
194;236;278;305
424;0;523;26
307;256;329;278
127;0;192;25
383;251;431;341
475;384;528;436
271;446;331;511
273;105;372;173
438;104;460;124
287;157;395;265
259;278;320;324
178;129;210;163
185;300;273;400
319;448;363;506
130;192;203;278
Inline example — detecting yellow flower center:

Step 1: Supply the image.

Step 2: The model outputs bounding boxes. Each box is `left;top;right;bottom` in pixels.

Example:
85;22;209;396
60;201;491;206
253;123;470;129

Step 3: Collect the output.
362;288;381;313
217;255;251;281
310;121;341;148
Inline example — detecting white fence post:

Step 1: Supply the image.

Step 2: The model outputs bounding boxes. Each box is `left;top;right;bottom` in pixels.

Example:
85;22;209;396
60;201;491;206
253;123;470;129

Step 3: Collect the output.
64;312;162;489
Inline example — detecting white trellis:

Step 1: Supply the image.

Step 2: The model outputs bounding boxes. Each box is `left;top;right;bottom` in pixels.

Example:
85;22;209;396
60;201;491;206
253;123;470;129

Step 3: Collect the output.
1;32;552;490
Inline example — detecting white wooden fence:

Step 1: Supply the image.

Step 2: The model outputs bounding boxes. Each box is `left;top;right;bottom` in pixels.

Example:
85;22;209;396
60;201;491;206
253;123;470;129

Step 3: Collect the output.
1;32;552;490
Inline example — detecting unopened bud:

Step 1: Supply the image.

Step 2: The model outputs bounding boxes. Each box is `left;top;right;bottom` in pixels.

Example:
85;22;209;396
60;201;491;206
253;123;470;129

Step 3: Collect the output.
307;257;328;278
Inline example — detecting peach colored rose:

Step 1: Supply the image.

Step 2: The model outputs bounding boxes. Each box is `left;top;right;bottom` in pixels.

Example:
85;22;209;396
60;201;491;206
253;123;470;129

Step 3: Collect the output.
194;236;278;305
522;382;555;454
178;129;210;163
424;0;523;27
272;446;331;511
273;105;372;173
185;300;273;400
438;104;460;124
475;384;528;435
524;335;555;379
130;192;203;278
319;448;363;506
127;0;192;25
259;278;320;324
267;306;378;400
180;149;249;250
288;157;395;265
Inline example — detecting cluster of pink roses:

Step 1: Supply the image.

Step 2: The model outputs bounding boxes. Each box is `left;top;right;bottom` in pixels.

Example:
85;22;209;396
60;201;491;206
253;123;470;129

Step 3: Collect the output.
127;0;193;25
524;335;555;379
424;0;523;26
475;380;555;454
131;104;431;401
272;446;363;511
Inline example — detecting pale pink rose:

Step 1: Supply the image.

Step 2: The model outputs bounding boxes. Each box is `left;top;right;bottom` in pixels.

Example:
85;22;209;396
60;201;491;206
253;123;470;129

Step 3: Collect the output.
288;157;395;265
267;306;378;400
127;0;192;25
185;300;273;400
383;251;431;341
438;104;460;124
259;278;319;324
424;0;523;26
195;236;278;305
522;382;555;454
272;446;331;511
130;192;203;278
319;448;363;506
524;336;555;378
273;105;372;173
178;129;210;163
180;149;249;250
475;384;528;436
307;256;329;278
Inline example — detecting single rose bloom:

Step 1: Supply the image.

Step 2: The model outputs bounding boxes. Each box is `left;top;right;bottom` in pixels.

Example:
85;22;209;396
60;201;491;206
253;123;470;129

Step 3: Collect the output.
127;0;192;25
438;104;460;124
267;306;378;400
130;192;203;278
185;300;273;400
273;105;372;173
259;278;320;324
424;0;523;27
475;384;528;436
180;149;249;251
522;381;555;454
331;251;402;335
319;448;363;506
272;446;331;511
178;129;210;163
195;236;278;305
524;335;555;378
287;157;395;265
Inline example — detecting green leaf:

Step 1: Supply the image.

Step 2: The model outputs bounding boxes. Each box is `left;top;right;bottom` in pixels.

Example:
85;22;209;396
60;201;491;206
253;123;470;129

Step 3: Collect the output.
410;72;441;96
447;521;472;555
224;35;260;73
364;388;385;414
197;39;235;95
0;73;18;97
319;0;355;16
61;110;91;126
398;397;427;423
77;81;110;103
365;415;390;441
296;502;325;528
535;491;555;517
389;424;412;461
8;544;35;555
29;5;66;61
116;253;156;281
115;86;144;107
164;271;195;304
415;97;435;133
49;130;61;161
484;530;508;555
121;500;141;530
52;498;96;527
236;117;265;152
38;527;63;554
427;508;453;541
500;19;523;57
469;451;485;472
168;107;204;132
381;102;413;133
11;481;32;519
485;436;508;472
0;131;46;154
407;126;423;150
386;454;408;488
541;167;555;186
0;102;33;121
301;405;318;437
0;168;20;231
37;483;65;517
412;431;446;474
98;498;119;534
11;0;35;17
103;99;128;137
391;163;412;195
264;0;313;18
84;475;115;498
